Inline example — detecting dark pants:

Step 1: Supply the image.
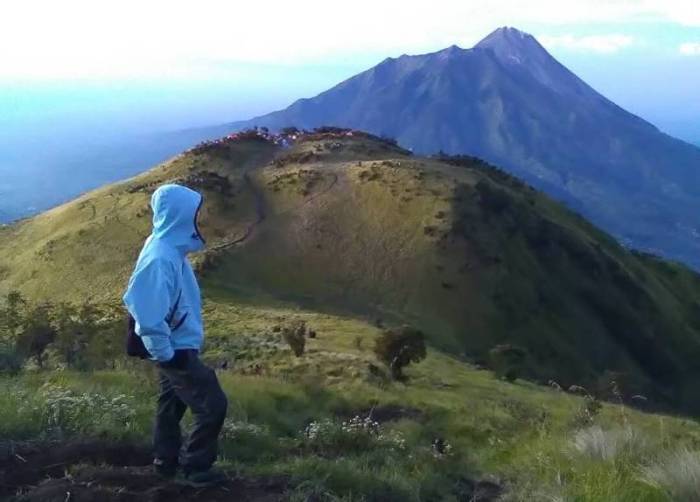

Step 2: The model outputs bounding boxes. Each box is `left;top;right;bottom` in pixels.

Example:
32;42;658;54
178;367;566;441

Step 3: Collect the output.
153;350;228;472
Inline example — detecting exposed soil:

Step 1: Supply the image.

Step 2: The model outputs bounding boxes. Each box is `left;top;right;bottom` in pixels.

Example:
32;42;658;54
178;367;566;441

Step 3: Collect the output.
1;437;501;501
0;440;287;502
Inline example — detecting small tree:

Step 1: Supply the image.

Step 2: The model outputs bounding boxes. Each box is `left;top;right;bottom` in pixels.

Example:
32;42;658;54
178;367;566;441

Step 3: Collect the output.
0;291;26;343
87;304;125;370
0;344;23;374
51;302;80;367
374;326;427;380
282;320;307;357
488;344;528;382
16;302;55;369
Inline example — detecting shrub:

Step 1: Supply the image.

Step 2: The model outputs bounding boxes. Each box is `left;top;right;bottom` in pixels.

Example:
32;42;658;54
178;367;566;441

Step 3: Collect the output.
221;419;268;441
571;395;603;428
488;344;528;382
0;290;26;342
16;303;55;369
354;336;364;352
303;415;406;455
36;384;137;436
0;344;23;374
640;448;700;500
374;326;427;380
282;320;307;357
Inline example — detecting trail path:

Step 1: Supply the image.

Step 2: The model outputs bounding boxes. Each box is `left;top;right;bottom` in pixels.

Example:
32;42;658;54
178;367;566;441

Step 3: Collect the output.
1;439;287;501
210;165;339;253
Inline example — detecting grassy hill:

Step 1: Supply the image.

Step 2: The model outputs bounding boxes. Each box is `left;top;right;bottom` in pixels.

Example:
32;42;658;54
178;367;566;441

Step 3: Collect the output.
2;129;700;413
3;296;700;500
5;129;700;499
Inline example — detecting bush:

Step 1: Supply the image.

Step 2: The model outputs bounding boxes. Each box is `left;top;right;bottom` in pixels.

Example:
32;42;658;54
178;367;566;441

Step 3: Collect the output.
571;395;603;428
0;344;24;374
488;344;528;382
16;303;55;369
374;326;427;380
282;320;307;357
0;290;26;342
303;415;406;455
35;384;137;436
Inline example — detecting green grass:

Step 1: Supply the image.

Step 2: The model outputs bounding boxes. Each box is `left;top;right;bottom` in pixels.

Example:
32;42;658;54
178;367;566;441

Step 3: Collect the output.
4;132;700;499
2;299;700;500
3;133;700;411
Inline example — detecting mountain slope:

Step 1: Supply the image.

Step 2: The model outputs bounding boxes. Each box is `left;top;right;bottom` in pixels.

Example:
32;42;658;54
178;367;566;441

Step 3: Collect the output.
3;130;700;412
225;27;700;270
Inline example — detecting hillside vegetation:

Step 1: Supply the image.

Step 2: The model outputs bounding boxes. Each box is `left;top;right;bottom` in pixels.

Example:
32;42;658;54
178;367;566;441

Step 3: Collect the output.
3;297;700;500
2;129;700;415
225;27;700;271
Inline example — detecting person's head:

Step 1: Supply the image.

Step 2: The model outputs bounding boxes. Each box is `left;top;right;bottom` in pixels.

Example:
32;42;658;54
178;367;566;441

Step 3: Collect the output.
150;184;206;254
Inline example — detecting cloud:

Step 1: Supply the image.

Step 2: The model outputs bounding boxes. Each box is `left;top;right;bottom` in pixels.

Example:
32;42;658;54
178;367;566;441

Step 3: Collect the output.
679;42;700;55
538;34;636;53
0;0;697;80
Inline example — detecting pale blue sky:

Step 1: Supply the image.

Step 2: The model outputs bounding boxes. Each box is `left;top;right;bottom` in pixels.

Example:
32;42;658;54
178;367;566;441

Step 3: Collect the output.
1;0;699;221
1;1;699;141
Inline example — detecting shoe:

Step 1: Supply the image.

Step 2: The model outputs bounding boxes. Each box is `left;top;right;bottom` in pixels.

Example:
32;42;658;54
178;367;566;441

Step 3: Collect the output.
178;466;228;487
153;458;178;479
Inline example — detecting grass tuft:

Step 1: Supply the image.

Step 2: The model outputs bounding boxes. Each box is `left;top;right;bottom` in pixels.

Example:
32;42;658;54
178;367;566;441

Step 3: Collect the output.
640;448;700;501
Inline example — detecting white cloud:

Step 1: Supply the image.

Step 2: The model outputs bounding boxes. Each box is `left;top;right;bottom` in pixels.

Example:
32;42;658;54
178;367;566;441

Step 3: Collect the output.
0;0;697;80
679;42;700;55
539;34;636;53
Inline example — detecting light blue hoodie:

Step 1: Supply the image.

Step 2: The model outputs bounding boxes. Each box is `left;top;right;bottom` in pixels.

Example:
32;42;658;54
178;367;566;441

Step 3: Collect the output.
123;184;206;362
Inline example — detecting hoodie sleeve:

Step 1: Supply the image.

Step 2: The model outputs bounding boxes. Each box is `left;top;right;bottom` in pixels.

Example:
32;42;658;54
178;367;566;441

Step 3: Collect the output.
123;258;176;362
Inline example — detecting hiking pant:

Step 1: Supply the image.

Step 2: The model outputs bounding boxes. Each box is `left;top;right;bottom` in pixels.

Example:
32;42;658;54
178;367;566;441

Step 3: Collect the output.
153;350;228;472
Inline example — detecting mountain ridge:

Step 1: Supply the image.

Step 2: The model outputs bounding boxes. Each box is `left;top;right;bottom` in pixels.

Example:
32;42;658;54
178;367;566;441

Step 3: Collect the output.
217;27;700;269
3;129;700;412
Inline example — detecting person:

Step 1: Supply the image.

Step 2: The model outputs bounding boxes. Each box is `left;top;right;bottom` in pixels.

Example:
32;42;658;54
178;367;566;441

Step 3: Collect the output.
123;184;228;487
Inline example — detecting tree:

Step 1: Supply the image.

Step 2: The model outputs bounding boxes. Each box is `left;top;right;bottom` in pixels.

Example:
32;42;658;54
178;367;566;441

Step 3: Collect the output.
0;291;26;343
51;302;80;367
282;320;307;357
488;344;528;382
51;302;100;370
16;302;55;369
85;303;124;369
374;326;427;380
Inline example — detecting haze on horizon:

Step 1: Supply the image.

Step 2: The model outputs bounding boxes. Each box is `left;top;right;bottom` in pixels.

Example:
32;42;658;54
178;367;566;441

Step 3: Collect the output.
1;0;699;221
2;0;700;137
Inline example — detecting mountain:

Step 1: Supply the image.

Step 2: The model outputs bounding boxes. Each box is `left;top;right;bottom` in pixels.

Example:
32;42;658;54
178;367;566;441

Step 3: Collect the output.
3;130;700;412
221;27;700;269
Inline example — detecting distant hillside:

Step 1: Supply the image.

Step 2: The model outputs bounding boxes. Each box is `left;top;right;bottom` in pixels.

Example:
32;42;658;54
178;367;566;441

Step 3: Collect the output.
220;27;700;270
3;130;700;412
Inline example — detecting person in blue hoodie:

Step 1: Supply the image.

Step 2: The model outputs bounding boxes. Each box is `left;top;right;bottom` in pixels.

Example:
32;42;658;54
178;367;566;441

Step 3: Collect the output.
123;184;228;487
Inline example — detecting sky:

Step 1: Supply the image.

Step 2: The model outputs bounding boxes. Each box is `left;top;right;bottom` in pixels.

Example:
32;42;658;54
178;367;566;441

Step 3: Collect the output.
1;0;699;138
0;0;698;221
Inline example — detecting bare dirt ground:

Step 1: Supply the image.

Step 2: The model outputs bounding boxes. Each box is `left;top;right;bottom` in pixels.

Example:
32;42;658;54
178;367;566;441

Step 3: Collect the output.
0;438;502;501
0;440;287;502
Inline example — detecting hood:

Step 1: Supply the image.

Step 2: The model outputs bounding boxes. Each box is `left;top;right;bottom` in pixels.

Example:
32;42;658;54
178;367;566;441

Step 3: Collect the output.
150;184;205;254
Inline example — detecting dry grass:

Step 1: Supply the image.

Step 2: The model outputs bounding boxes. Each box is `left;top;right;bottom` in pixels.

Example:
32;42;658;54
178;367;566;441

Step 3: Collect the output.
570;425;646;462
640;448;700;501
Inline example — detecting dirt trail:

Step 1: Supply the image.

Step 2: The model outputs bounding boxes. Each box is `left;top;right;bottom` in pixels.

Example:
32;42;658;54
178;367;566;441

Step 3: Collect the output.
1;439;287;502
211;167;339;253
210;172;266;252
